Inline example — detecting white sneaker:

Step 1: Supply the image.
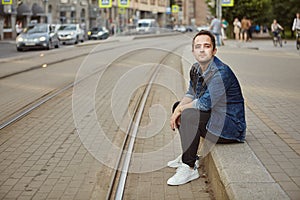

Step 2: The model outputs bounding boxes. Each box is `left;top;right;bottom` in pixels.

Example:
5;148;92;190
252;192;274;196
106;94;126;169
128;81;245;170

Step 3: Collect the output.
167;155;182;168
167;163;200;186
167;154;200;168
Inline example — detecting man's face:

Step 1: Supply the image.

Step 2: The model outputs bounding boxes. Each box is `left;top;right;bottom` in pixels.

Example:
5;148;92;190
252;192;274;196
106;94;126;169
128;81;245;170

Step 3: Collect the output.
192;35;217;65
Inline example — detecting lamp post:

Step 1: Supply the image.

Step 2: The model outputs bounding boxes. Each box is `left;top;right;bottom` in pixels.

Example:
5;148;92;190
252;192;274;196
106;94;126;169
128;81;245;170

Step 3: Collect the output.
216;0;222;20
43;0;48;23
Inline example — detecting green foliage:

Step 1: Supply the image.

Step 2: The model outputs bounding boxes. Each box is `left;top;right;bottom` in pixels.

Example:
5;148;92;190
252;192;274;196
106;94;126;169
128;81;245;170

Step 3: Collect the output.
221;0;272;25
214;0;299;32
271;0;300;29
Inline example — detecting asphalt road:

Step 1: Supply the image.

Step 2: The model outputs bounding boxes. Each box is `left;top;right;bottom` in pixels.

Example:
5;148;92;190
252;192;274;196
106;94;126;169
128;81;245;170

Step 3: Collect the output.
0;42;19;59
0;40;89;59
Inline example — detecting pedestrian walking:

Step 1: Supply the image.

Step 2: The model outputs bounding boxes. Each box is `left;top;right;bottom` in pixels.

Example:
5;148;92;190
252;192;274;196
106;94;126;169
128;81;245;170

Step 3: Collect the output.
0;19;3;40
16;21;23;36
209;16;222;46
247;19;253;41
167;30;246;186
233;17;241;40
110;23;115;35
221;18;229;40
240;16;250;42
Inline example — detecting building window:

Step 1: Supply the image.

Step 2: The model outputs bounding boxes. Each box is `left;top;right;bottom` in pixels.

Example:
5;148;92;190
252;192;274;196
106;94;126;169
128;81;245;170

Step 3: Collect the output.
158;0;165;6
48;5;52;14
71;11;76;23
60;11;66;23
80;8;86;22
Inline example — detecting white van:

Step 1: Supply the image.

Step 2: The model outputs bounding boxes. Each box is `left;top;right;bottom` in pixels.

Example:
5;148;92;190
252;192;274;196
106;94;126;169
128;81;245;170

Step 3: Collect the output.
136;19;157;33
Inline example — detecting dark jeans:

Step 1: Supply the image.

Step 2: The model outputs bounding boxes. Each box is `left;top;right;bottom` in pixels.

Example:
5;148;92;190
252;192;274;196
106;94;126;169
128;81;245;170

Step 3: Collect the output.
172;101;238;168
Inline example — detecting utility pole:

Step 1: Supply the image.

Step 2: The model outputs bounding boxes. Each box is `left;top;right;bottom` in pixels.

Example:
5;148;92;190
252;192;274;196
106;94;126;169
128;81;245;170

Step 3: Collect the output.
216;0;222;20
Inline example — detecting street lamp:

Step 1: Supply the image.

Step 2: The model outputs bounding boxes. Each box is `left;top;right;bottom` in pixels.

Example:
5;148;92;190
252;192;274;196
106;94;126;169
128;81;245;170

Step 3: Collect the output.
216;0;222;20
208;0;221;20
43;0;48;22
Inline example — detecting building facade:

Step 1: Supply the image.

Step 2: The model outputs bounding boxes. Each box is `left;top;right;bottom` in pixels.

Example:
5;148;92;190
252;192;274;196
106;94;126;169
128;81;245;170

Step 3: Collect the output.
0;0;209;40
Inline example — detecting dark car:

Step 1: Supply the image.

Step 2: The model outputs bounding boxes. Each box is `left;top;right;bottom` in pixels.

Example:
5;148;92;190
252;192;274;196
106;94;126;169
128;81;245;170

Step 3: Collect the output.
87;27;109;40
16;23;60;51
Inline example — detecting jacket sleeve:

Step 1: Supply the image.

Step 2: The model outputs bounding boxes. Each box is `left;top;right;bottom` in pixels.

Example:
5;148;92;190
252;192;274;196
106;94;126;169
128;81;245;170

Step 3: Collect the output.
192;69;228;111
185;80;196;99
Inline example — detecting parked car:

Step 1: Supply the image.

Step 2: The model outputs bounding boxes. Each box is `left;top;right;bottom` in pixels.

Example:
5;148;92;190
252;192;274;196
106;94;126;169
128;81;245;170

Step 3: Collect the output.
173;25;188;33
51;24;61;33
196;25;210;32
16;23;60;51
174;25;187;33
57;24;85;45
185;26;196;32
87;27;109;40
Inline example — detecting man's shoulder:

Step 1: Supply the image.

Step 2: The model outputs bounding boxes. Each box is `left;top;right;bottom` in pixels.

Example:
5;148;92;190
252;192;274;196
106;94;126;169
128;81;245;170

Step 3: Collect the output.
212;57;233;73
213;57;227;67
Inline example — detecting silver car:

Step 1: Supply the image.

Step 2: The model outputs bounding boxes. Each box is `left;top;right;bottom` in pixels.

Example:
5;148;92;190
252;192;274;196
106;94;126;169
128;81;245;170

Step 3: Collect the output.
16;23;60;51
57;24;85;45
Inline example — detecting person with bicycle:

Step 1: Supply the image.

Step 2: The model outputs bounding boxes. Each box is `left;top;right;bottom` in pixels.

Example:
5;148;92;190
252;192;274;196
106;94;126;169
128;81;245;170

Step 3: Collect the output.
292;13;300;31
292;13;300;49
271;19;284;46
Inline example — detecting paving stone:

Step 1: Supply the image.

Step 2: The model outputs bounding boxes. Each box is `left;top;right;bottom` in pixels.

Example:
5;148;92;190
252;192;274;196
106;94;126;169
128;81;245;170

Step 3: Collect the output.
1;38;299;200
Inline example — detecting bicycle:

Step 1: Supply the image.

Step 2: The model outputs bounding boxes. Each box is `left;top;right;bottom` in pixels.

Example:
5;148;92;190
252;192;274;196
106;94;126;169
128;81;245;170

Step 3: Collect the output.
272;29;283;47
296;29;300;50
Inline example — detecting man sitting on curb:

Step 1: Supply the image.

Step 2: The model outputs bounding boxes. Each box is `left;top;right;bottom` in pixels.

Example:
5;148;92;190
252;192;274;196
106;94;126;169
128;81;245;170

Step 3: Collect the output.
167;30;246;186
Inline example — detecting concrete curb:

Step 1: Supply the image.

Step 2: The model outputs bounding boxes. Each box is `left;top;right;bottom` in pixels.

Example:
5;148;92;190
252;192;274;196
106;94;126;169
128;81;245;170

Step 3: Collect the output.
205;143;289;200
132;32;181;40
181;45;290;200
0;40;15;44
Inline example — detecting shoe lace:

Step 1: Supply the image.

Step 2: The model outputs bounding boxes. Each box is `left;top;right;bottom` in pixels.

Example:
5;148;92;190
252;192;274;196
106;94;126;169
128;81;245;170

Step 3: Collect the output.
176;165;192;173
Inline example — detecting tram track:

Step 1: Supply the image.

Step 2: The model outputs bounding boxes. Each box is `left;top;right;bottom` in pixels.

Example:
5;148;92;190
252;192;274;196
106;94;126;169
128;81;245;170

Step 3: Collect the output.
0;37;192;198
0;41;134;80
0;39;172;128
104;46;184;199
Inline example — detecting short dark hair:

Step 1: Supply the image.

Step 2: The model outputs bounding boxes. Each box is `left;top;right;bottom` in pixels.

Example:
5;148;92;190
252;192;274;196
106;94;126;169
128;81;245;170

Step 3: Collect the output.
192;30;216;51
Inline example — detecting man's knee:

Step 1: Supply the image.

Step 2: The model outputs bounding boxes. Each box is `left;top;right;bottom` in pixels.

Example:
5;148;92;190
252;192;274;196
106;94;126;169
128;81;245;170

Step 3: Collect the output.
181;108;200;125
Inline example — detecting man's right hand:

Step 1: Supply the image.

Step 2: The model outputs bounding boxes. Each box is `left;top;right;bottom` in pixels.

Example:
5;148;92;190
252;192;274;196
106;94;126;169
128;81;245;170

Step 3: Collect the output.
170;106;182;131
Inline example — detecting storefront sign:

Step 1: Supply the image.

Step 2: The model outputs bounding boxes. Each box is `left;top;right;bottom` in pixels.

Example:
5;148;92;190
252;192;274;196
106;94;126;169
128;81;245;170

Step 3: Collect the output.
172;5;179;13
222;0;234;7
2;0;13;5
118;0;129;8
99;0;112;8
118;7;125;14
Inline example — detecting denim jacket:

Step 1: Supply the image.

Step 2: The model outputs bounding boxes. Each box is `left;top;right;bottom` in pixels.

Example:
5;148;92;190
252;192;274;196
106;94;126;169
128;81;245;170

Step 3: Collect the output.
185;56;246;142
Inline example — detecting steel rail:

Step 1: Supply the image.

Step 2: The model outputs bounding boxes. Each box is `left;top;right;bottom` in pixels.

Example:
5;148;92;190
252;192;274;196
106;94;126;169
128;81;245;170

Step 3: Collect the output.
0;42;139;80
106;46;183;200
0;41;147;129
1;41;185;200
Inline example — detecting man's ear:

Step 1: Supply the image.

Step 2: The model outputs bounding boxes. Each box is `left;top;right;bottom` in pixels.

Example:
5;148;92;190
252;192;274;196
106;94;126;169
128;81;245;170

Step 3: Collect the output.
212;48;217;56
